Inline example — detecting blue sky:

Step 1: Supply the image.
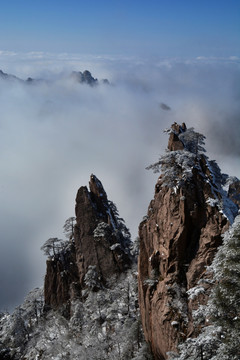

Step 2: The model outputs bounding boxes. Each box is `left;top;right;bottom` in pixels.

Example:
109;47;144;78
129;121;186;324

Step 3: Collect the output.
0;0;239;57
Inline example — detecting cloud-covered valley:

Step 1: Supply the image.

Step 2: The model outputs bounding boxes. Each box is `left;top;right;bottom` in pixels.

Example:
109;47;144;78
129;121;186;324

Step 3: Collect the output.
0;53;239;310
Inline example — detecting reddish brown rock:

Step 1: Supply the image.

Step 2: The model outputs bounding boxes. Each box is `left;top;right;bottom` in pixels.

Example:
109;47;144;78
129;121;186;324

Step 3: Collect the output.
44;174;132;311
74;174;132;286
44;243;80;315
138;123;239;359
167;122;186;151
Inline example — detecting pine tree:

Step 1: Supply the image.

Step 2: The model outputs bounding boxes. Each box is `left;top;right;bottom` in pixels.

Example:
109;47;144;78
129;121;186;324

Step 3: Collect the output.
146;127;206;188
63;217;76;241
207;214;240;359
170;215;240;360
178;127;206;155
40;237;65;257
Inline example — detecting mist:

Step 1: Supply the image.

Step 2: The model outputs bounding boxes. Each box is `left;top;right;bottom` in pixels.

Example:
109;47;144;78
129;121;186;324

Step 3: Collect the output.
0;53;239;311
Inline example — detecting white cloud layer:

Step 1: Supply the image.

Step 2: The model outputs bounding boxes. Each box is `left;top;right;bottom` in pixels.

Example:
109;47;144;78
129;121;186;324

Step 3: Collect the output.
0;52;239;310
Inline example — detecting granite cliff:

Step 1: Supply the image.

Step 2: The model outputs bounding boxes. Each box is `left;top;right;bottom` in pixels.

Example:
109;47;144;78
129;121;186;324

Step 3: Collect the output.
0;176;147;360
44;174;132;313
1;123;239;360
138;123;239;359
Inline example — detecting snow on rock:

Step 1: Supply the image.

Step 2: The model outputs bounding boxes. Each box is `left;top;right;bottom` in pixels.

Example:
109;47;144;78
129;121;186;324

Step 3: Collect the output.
0;268;152;360
44;174;133;311
139;123;239;359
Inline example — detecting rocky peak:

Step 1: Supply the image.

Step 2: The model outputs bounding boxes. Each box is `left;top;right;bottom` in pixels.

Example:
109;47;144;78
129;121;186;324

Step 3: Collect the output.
71;70;98;85
75;174;132;285
0;69;20;82
167;122;186;151
0;69;109;86
88;174;109;214
0;69;8;78
44;175;132;312
89;174;107;198
138;123;239;359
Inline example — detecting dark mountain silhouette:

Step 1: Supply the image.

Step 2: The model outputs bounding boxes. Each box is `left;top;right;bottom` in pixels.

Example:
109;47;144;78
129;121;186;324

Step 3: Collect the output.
0;69;109;85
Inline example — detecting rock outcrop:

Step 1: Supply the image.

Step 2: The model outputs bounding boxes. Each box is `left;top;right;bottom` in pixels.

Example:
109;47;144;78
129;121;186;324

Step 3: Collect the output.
138;123;239;359
0;69;109;86
0;69;21;82
70;70;109;85
227;177;240;207
70;70;98;85
74;174;132;285
44;174;132;312
44;243;79;313
167;122;186;151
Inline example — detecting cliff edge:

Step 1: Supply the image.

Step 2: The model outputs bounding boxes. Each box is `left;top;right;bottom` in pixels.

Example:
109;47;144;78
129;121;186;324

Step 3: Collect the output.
44;174;132;311
138;123;239;359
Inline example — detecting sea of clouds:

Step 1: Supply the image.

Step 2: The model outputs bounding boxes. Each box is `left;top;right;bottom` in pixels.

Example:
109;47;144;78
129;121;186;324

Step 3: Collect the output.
0;52;239;310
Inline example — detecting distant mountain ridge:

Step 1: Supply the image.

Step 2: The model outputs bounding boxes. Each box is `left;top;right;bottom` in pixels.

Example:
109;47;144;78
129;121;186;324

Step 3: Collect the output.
0;69;109;85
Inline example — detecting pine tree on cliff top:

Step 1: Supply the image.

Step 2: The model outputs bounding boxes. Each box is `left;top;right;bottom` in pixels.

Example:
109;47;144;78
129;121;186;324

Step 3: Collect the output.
146;126;206;188
178;127;206;155
146;125;238;224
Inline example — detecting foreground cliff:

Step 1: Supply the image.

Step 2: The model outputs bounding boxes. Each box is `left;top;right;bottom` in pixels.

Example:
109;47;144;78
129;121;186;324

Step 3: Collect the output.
1;124;239;360
44;174;132;311
0;176;151;360
138;123;239;359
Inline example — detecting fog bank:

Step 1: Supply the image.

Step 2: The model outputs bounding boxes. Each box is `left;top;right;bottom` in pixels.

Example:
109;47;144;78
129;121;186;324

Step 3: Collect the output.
0;53;239;310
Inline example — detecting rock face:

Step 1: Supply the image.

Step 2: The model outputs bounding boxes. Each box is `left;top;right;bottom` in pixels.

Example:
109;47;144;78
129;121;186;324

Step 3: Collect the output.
228;177;240;207
0;69;21;82
0;69;109;86
138;123;239;359
74;174;132;285
44;174;132;311
71;70;98;85
44;243;79;313
167;122;186;151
